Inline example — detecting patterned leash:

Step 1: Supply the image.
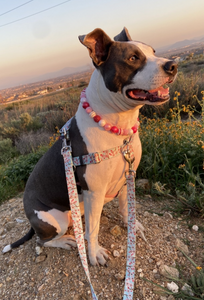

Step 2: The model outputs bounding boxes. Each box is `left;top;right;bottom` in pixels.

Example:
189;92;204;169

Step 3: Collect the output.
61;129;137;300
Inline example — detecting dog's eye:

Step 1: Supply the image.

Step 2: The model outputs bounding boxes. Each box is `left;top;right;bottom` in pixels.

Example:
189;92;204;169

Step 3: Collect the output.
129;55;138;62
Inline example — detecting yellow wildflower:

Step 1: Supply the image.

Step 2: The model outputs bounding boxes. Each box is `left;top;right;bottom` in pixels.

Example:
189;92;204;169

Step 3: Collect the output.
196;266;202;270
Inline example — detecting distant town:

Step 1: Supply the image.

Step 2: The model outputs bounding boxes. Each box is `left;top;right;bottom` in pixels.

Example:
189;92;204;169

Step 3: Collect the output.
0;44;204;105
0;70;92;104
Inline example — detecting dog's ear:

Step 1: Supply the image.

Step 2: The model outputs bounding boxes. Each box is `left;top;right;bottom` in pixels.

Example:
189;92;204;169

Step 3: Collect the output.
114;27;132;41
78;28;113;66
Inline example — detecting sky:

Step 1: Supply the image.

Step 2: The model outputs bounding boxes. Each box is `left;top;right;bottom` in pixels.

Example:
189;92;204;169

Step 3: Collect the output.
0;0;204;90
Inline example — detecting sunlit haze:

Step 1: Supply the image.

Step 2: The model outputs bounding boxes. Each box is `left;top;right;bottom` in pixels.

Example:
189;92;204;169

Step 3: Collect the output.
1;0;204;89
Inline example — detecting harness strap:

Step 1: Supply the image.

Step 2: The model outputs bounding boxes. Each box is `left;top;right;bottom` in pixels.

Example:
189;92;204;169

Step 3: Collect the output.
72;145;122;166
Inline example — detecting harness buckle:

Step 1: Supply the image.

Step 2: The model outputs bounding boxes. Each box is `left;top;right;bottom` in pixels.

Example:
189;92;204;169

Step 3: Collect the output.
91;152;101;164
61;145;72;155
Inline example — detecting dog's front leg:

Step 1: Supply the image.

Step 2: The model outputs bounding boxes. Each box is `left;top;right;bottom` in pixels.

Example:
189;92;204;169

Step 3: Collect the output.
83;190;109;266
118;184;146;236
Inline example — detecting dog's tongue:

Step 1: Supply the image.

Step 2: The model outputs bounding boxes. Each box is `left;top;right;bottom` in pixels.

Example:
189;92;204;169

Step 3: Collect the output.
128;86;169;101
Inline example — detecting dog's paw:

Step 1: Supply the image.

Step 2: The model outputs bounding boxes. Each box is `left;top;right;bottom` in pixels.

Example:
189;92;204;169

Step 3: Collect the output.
43;234;77;250
89;245;110;266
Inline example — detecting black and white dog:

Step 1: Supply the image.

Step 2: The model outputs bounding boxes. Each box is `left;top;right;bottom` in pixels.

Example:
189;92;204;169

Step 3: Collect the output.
3;28;177;266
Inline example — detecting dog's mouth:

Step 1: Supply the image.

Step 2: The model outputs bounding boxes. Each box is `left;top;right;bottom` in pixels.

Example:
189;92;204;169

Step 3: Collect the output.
127;85;171;103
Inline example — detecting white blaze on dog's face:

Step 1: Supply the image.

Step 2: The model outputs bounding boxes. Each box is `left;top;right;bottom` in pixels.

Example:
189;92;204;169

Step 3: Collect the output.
79;27;177;107
123;41;176;105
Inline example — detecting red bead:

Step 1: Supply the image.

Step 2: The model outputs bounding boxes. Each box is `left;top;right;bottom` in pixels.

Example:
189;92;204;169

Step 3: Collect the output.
131;126;137;133
93;115;101;123
110;126;119;134
82;102;90;109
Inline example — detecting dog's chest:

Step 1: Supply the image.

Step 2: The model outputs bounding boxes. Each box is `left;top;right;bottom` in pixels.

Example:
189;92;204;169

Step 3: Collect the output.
75;109;142;195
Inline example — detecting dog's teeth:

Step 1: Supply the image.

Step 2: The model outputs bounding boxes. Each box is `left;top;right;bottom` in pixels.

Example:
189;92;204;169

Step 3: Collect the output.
158;90;161;97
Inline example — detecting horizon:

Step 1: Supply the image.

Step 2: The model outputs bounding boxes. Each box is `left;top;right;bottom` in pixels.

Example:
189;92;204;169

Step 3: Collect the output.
1;0;204;90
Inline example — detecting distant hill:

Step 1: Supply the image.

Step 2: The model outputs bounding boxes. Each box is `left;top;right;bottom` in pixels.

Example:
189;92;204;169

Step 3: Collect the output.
29;65;92;83
157;35;204;54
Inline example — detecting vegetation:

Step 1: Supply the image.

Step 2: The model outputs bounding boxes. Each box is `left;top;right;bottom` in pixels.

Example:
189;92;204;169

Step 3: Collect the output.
138;92;204;216
144;249;204;299
0;55;204;217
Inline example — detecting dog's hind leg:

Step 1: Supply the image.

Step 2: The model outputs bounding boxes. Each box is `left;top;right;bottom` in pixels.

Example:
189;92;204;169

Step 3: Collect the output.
31;208;77;250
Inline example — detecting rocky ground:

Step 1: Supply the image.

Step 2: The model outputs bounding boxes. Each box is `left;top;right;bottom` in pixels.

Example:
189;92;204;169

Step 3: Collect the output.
0;193;203;300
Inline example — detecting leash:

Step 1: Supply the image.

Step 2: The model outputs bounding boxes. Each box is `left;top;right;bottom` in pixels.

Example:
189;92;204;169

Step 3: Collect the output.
61;131;98;300
61;123;137;300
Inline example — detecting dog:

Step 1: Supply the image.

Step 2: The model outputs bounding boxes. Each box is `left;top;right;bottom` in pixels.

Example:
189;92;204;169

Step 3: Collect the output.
3;28;177;266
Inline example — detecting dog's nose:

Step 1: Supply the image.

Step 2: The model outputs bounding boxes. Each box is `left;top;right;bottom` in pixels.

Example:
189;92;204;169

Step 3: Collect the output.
163;60;178;76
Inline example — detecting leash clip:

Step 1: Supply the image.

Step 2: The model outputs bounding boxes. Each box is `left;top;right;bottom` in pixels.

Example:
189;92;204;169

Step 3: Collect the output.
123;150;136;178
123;150;135;169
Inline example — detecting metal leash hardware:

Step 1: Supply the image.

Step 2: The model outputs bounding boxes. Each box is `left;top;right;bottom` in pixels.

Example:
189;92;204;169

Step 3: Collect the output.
123;150;136;177
61;128;72;155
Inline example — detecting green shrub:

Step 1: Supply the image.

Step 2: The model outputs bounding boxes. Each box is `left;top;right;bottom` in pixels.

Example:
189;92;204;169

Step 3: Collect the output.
0;138;19;164
137;92;204;215
0;146;48;203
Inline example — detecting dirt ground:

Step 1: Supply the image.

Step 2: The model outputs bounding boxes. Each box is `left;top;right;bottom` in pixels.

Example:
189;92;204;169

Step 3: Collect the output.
0;194;203;300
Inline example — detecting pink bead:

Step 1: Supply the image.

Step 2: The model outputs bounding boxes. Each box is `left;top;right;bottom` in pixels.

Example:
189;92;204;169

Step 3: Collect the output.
93;115;101;123
82;102;89;109
123;129;129;135
128;129;133;135
110;126;119;134
104;123;111;131
86;107;92;114
99;119;106;127
131;126;137;133
80;97;87;103
89;111;96;118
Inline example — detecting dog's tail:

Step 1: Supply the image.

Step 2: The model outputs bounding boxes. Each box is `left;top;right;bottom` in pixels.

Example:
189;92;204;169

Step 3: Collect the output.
2;227;35;254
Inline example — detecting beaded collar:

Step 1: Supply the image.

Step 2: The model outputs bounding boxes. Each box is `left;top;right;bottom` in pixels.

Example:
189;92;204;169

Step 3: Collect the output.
80;89;140;136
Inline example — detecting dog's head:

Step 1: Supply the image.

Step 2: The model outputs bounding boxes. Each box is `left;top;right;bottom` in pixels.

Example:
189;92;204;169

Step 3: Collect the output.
79;28;177;106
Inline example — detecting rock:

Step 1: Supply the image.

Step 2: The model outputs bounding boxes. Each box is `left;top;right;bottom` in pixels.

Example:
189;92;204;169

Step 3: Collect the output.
137;268;143;273
35;246;43;256
175;238;189;255
113;250;120;257
167;296;175;300
163;212;173;219
144;211;150;217
181;283;194;296
15;218;25;223
38;284;44;291
5;222;16;231
0;228;4;235
192;225;199;231
144;194;152;200
110;225;122;236
35;255;47;263
167;282;179;293
135;179;150;190
115;270;125;280
100;216;109;224
159;265;179;279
